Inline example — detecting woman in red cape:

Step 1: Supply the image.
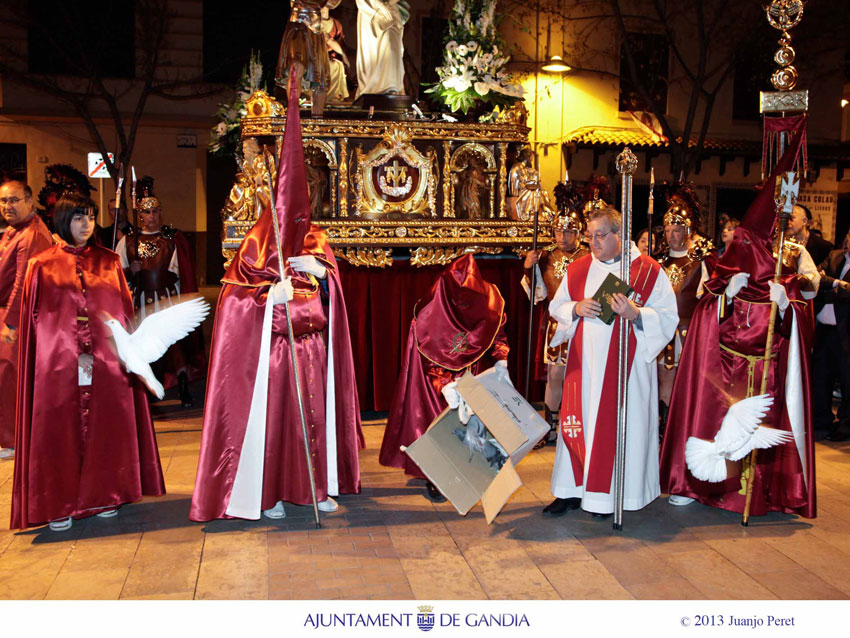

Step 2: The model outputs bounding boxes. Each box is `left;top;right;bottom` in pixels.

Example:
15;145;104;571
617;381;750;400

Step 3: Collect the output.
379;254;509;497
660;121;816;518
11;194;165;531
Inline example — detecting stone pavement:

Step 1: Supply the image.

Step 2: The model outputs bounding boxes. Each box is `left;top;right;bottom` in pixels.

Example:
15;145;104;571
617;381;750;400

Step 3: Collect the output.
1;405;849;601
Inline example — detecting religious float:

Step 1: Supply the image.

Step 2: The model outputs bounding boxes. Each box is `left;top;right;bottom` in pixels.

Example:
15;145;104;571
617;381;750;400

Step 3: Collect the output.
220;95;540;268
217;0;545;269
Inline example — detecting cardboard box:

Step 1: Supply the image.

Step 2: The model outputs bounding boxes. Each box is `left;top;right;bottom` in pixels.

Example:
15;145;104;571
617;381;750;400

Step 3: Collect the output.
403;368;549;524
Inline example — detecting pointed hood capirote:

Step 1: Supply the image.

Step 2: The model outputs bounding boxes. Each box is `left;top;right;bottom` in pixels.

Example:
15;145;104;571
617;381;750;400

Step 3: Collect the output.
222;64;313;288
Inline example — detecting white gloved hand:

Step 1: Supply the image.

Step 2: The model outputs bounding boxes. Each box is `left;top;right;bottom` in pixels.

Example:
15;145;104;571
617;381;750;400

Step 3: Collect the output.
441;381;460;409
768;280;790;312
494;360;513;387
725;272;750;299
441;380;473;424
288;255;327;279
271;277;294;305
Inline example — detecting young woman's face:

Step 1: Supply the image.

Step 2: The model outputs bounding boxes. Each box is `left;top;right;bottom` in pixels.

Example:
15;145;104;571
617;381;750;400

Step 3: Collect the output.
721;222;737;246
70;210;96;247
637;230;649;255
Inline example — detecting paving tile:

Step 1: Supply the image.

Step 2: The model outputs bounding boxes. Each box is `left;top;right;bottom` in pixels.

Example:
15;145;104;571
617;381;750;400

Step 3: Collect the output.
405;567;486;599
538;559;633;599
751;568;849;600
763;534;850;595
703;538;799;574
626;577;705;600
120;538;203;599
592;545;681;587
46;567;128;600
195;532;268;599
460;539;554;598
662;550;778;599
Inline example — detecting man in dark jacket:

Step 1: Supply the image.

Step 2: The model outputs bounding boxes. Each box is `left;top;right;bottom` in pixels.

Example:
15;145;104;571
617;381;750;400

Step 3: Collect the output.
813;231;850;441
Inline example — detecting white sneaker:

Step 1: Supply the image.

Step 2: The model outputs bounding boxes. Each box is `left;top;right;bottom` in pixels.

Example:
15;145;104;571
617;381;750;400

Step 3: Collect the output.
96;508;118;518
0;447;14;460
48;517;73;532
668;495;695;506
262;501;286;519
317;497;338;513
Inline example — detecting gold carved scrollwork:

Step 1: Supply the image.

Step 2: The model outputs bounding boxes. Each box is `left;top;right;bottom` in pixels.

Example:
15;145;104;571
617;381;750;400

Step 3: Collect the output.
442;141;453;218
241;117;529;143
332;247;393;267
498;143;508;218
410;246;503;267
338;138;349;217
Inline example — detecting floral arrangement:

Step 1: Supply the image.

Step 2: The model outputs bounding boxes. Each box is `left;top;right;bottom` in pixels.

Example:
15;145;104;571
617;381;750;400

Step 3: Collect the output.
209;52;264;165
426;0;524;117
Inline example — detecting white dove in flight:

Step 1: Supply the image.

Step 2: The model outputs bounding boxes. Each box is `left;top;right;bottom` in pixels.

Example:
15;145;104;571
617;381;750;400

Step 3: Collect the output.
103;297;210;399
685;393;794;483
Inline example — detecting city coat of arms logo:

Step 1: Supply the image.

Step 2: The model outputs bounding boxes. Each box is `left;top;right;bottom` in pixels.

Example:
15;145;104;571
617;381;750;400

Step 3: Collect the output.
416;605;435;632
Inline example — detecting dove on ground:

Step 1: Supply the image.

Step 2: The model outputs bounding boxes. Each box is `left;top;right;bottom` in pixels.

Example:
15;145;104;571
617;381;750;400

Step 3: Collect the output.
103;296;210;399
685;393;793;483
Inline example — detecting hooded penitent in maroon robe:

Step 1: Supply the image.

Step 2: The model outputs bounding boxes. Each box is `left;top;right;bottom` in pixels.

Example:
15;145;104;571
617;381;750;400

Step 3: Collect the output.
189;72;363;521
10;244;165;529
379;254;509;479
660;115;816;518
0;213;53;448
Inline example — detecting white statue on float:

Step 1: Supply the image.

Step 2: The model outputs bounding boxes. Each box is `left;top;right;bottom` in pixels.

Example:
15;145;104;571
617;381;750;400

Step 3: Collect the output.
355;0;408;98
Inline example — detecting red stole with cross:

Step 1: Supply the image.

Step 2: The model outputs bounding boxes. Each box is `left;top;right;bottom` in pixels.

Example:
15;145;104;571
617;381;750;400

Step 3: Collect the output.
559;253;661;492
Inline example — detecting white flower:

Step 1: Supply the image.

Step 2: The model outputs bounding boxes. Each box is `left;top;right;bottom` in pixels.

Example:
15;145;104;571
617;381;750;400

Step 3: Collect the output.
443;67;474;92
446;40;458;54
457;44;469;57
215;122;227;136
473;81;490;96
467;41;478;51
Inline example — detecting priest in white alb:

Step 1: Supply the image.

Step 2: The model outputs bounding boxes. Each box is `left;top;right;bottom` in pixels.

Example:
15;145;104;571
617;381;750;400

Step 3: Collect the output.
544;207;678;517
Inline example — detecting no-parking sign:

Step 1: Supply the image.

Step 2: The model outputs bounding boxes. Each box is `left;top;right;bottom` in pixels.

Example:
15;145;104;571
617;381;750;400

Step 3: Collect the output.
87;152;114;178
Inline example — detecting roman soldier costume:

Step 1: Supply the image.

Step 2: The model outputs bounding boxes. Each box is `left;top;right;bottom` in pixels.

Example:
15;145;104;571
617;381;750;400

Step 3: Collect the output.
656;183;716;371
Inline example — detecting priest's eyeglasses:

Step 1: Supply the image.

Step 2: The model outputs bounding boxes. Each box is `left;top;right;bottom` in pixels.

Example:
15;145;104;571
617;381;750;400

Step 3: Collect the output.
587;230;613;242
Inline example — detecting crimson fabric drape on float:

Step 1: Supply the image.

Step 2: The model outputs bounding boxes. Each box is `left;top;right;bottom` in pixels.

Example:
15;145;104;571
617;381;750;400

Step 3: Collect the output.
337;256;543;411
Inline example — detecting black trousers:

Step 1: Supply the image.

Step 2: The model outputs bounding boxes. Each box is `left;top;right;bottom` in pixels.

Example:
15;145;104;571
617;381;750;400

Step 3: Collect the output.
811;322;850;429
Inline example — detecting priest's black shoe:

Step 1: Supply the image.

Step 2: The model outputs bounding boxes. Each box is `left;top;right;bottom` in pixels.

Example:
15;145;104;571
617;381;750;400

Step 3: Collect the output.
591;512;612;519
424;481;447;503
542;497;581;516
177;371;194;408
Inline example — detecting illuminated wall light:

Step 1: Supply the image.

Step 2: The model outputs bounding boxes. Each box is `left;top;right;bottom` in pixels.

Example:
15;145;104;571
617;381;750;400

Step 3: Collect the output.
541;55;571;73
842;98;848;108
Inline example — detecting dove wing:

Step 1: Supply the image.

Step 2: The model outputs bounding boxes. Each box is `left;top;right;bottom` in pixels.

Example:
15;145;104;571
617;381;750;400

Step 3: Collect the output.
727;425;795;461
713;393;774;454
129;297;210;364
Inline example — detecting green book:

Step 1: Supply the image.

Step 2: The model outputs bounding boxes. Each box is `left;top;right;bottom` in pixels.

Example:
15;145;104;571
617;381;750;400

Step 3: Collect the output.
591;272;634;325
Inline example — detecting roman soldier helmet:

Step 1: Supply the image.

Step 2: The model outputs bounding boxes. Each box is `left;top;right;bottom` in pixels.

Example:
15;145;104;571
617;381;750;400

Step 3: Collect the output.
581;175;612;214
552;181;585;233
136;175;161;211
38;164;95;216
661;181;701;231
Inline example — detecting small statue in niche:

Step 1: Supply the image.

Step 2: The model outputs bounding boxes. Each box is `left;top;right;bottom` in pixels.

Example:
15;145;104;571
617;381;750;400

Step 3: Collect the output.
458;159;488;220
305;161;329;218
508;147;555;222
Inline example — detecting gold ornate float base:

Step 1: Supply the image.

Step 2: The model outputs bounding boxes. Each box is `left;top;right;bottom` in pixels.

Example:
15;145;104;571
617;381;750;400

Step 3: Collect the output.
221;95;544;267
